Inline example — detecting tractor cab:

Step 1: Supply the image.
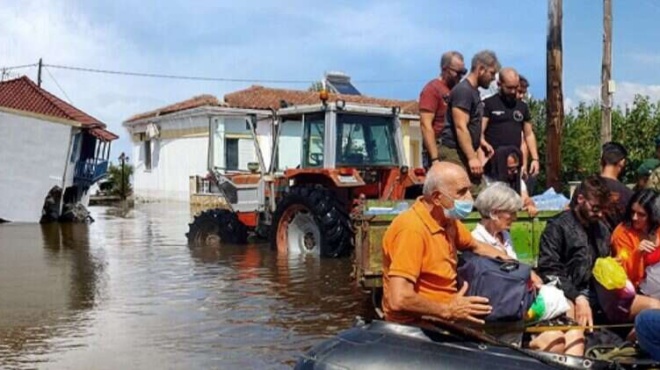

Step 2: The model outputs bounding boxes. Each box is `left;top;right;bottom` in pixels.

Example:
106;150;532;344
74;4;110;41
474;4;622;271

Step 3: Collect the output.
275;101;406;172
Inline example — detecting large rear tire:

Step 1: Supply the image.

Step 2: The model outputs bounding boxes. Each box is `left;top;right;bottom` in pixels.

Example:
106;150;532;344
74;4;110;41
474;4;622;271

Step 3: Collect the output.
271;185;352;258
186;209;248;246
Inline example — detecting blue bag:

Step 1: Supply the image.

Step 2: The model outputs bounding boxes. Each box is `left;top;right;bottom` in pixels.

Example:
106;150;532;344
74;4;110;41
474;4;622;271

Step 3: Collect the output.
457;251;536;322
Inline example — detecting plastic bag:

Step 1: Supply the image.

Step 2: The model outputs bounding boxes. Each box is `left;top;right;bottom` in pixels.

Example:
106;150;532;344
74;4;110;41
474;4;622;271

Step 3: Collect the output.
527;284;570;321
593;257;628;290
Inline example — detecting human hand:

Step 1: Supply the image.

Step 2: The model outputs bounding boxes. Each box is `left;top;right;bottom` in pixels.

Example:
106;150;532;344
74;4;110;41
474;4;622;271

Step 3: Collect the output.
524;203;539;218
531;271;543;289
529;160;540;176
639;239;657;254
575;296;593;332
468;157;483;177
443;282;492;324
481;140;494;158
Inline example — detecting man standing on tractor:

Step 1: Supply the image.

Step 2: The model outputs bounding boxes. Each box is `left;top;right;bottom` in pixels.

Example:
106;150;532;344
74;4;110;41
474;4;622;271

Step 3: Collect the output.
439;50;500;191
480;67;539;214
419;51;466;169
381;161;512;325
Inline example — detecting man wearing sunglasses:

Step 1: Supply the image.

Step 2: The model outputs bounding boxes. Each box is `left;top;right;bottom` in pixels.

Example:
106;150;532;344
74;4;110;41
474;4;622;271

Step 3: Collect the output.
419;51;466;169
439;50;500;193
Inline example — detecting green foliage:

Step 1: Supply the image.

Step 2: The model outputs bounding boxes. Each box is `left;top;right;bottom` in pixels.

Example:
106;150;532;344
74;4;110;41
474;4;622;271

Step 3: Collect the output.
308;81;324;92
106;162;134;197
530;94;660;192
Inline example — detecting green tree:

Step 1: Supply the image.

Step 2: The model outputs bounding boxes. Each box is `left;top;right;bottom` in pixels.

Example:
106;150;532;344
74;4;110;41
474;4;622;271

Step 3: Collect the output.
106;162;133;197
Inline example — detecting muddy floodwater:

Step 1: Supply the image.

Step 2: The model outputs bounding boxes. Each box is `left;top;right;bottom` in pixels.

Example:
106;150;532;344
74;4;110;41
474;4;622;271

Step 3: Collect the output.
0;203;372;369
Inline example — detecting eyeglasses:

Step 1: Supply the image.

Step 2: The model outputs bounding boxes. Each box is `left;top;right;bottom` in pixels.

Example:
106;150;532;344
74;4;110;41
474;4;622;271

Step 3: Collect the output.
445;66;467;76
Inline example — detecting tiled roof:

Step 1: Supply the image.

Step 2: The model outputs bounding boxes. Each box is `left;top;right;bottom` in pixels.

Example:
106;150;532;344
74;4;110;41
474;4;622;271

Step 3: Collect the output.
0;76;101;126
90;127;119;141
0;76;118;141
224;85;419;115
124;94;224;123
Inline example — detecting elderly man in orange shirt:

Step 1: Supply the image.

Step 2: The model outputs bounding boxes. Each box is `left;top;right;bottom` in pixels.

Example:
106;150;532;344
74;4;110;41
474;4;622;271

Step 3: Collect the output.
382;161;516;325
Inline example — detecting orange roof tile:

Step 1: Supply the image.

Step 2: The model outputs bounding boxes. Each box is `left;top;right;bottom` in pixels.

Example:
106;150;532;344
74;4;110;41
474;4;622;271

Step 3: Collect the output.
124;94;224;123
223;85;419;115
0;76;118;141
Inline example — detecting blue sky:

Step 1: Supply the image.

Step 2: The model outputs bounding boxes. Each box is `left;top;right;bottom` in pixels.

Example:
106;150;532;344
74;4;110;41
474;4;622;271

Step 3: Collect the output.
3;0;660;159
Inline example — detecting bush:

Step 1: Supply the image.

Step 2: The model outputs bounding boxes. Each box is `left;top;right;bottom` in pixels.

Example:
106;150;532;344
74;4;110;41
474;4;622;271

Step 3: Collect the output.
530;94;660;193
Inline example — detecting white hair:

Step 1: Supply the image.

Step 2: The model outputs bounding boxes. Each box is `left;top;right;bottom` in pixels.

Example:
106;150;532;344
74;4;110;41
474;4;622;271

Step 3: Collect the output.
474;182;523;217
422;168;445;198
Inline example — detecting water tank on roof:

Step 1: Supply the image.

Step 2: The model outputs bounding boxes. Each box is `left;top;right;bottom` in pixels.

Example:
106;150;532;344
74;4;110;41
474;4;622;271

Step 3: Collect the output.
324;71;361;96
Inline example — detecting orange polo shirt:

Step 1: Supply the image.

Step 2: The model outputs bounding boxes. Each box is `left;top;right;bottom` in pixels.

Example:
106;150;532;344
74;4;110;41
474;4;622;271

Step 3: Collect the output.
611;224;660;288
382;197;473;324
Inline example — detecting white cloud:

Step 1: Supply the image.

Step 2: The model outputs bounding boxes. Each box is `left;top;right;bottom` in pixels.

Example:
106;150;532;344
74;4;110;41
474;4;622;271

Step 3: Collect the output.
630;52;660;65
573;82;660;108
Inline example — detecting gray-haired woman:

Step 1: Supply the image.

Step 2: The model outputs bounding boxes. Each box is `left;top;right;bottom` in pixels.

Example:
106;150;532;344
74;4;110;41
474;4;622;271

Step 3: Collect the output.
472;182;585;356
472;182;523;259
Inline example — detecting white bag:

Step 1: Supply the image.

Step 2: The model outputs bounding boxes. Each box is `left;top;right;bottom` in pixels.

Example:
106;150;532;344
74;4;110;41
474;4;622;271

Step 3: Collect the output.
640;263;660;299
537;284;570;321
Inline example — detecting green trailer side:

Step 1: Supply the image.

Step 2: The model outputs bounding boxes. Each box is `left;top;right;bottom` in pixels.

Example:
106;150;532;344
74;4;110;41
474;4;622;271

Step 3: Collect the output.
352;200;559;290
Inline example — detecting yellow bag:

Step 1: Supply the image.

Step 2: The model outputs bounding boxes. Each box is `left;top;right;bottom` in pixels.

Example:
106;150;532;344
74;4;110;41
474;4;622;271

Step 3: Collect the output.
593;257;627;290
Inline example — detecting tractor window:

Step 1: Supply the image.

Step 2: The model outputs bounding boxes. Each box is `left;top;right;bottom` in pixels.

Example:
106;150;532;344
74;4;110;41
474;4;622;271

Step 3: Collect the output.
303;114;325;168
336;114;398;166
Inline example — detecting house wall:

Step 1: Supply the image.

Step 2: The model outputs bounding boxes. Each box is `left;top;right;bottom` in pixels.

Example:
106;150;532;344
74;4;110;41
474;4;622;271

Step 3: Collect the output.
131;116;210;202
131;115;268;202
0;111;73;222
400;119;422;168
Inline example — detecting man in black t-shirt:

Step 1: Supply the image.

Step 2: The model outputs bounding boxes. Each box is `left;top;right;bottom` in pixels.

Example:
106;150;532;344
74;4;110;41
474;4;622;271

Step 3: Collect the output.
440;50;499;187
481;68;540;177
570;142;632;231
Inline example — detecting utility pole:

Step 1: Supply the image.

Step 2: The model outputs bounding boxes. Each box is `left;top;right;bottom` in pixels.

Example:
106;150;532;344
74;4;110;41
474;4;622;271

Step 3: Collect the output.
119;152;127;200
546;0;564;192
601;0;613;145
37;58;43;87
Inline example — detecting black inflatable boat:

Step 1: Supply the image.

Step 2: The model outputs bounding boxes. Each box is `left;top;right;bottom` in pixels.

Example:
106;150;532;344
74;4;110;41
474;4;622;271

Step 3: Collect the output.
295;320;659;370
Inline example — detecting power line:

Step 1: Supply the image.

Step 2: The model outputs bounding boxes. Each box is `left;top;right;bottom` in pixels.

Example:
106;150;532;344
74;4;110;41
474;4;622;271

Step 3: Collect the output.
44;66;72;104
2;61;426;85
45;63;317;84
41;63;425;85
2;63;38;71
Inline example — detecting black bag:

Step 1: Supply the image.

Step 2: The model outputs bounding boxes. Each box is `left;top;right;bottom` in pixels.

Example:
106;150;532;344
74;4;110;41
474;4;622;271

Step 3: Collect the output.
457;251;536;322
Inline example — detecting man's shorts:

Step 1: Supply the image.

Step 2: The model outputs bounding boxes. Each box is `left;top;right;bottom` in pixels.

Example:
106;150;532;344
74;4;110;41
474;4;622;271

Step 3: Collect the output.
439;146;484;197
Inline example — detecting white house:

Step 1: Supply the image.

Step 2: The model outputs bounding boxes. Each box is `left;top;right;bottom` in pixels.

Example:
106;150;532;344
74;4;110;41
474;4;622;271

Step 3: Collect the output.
123;85;421;203
0;76;118;223
123;95;272;202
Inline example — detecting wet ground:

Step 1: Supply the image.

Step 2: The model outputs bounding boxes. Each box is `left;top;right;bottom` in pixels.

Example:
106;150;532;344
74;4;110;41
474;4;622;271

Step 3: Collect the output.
0;203;372;369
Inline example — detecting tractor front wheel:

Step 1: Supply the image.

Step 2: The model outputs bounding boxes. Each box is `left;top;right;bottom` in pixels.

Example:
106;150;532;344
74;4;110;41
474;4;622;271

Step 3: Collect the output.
271;185;351;258
186;209;248;246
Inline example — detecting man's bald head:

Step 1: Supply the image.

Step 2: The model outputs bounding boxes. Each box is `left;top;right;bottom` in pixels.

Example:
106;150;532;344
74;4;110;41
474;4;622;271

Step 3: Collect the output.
498;67;519;85
423;162;469;199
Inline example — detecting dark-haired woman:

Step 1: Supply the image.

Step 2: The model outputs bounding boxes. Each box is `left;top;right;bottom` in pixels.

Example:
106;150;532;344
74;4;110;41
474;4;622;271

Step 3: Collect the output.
612;189;660;291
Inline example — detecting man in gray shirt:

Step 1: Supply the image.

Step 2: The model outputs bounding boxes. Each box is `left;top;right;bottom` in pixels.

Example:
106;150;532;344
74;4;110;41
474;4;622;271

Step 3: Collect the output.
440;50;500;189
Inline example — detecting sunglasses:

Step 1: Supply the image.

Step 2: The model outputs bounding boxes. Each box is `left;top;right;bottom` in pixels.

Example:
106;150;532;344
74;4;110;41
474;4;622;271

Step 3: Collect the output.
446;66;467;76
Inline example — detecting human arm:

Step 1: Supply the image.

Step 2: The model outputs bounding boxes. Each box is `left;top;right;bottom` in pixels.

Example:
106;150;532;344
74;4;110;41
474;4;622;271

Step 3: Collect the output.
389;277;492;324
537;219;581;302
386;228;491;323
480;116;493;159
520;179;538;217
421;112;440;163
452;107;482;176
523;121;539;176
521;135;529;179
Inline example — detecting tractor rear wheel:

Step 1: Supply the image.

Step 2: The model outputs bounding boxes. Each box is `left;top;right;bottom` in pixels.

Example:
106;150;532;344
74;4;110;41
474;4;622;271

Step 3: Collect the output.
271;185;352;258
186;209;248;246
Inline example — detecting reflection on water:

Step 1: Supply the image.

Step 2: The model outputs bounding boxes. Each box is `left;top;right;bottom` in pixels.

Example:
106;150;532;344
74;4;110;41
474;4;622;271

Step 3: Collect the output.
0;203;371;369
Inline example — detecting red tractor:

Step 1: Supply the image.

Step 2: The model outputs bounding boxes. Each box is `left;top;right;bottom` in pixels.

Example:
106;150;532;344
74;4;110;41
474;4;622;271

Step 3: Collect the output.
186;99;424;258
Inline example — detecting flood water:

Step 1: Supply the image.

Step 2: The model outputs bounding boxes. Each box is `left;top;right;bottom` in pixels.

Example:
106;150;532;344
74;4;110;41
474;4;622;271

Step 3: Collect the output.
0;203;372;369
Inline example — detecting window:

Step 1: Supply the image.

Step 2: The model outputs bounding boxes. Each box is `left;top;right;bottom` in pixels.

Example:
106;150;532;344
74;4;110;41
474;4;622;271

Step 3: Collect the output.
302;114;325;167
144;140;152;171
225;138;239;170
336;114;398;166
